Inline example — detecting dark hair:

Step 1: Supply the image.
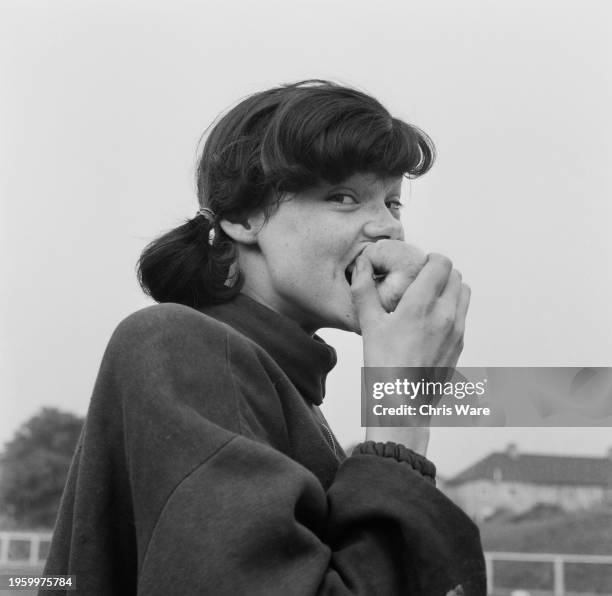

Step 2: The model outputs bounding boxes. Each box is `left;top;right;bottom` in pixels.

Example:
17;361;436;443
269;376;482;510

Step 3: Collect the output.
137;79;436;308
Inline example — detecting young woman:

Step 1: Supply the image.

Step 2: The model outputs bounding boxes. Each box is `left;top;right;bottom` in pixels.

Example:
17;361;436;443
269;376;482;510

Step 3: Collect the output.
43;80;486;595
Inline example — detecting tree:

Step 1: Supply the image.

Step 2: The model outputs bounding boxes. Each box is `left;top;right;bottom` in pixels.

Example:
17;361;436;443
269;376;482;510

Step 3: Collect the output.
0;407;84;529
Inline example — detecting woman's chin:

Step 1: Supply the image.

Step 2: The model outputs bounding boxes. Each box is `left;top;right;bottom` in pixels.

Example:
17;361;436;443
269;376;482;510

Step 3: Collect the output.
312;290;361;333
329;307;361;334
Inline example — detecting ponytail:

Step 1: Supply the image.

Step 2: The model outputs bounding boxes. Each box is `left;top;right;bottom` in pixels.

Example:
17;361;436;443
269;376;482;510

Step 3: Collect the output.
136;214;243;308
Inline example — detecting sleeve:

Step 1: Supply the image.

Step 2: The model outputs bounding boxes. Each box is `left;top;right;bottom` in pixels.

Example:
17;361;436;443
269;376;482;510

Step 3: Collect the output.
44;303;486;596
138;435;486;596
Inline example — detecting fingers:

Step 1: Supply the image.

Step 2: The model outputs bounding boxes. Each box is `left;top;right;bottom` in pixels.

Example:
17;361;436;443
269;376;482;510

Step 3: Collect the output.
441;270;470;354
442;282;470;365
394;253;452;316
440;268;462;304
359;245;472;371
411;253;453;298
362;240;427;278
350;254;386;327
392;253;470;364
361;241;428;313
455;282;471;335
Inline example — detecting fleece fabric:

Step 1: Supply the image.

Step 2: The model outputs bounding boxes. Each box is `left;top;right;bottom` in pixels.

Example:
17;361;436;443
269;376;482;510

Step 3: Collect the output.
42;293;486;595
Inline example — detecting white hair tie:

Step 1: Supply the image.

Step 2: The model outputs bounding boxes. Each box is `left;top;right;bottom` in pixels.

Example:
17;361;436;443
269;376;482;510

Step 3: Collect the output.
196;207;217;246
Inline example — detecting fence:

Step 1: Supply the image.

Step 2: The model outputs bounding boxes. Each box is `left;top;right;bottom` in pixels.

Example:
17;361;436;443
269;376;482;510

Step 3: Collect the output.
0;531;52;568
485;551;612;596
2;533;612;595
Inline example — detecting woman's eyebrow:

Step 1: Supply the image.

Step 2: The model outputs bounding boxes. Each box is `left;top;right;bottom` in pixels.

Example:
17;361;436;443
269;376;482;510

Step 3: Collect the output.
323;184;360;194
366;183;403;198
325;177;402;197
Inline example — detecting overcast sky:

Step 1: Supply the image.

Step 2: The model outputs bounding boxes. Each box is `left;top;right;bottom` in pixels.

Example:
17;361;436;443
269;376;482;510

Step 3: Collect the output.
1;0;611;476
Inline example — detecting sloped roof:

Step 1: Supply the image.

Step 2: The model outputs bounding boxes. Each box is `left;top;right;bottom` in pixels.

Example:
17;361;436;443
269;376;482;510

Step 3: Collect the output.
446;451;612;487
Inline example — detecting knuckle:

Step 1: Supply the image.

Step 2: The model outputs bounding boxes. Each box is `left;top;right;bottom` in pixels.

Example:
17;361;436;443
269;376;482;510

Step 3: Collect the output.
361;243;376;258
364;239;388;256
428;253;453;271
364;239;402;265
436;306;456;330
402;295;428;317
374;238;394;249
360;244;380;266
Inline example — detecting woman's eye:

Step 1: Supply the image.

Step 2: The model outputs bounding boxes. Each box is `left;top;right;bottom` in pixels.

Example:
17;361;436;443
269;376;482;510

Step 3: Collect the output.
386;200;404;212
328;193;358;205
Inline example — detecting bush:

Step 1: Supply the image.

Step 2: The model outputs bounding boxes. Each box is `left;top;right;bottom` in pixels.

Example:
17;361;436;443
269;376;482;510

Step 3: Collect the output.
0;408;84;529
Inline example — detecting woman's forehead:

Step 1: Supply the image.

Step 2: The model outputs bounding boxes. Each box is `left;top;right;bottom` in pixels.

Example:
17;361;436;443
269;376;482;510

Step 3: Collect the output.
320;172;404;193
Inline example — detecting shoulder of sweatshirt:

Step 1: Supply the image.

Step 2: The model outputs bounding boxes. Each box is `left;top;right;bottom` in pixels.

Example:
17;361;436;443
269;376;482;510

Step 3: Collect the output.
109;300;286;374
95;302;289;444
109;301;237;351
105;302;279;373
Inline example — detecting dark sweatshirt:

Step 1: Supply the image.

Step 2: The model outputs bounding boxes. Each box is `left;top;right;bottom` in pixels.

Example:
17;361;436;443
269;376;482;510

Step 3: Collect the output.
42;294;486;595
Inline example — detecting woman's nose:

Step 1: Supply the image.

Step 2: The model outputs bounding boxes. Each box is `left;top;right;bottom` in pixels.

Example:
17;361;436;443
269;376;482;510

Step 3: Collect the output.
362;208;404;241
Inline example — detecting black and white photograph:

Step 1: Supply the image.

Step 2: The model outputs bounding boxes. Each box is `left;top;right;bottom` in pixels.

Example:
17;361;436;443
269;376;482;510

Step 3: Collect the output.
1;1;611;595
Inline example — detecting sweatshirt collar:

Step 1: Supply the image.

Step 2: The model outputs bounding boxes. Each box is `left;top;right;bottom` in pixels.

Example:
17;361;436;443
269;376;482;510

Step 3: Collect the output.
199;294;337;406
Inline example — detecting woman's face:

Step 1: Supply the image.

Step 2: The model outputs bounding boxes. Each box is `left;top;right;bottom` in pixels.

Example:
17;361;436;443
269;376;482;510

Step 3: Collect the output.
242;172;405;334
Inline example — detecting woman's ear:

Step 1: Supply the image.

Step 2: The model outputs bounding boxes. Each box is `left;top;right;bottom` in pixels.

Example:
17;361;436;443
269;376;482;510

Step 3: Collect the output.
219;213;265;246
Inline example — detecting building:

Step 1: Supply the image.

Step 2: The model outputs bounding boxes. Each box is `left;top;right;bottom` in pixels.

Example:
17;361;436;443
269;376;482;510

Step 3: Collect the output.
444;444;612;521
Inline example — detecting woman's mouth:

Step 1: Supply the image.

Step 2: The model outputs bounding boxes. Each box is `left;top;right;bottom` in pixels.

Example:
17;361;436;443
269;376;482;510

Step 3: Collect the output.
345;262;356;285
344;260;386;285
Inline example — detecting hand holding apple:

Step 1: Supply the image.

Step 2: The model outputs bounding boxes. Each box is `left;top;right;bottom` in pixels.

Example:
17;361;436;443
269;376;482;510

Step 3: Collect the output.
361;239;427;312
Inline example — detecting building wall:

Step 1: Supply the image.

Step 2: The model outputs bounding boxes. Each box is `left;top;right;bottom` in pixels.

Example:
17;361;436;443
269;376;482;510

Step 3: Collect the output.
445;480;606;520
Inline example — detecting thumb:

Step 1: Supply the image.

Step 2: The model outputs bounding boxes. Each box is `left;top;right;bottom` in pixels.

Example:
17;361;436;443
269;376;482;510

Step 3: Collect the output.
350;254;385;328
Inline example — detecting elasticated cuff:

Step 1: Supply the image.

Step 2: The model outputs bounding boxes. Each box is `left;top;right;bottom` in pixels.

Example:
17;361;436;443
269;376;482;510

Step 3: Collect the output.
353;441;436;484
